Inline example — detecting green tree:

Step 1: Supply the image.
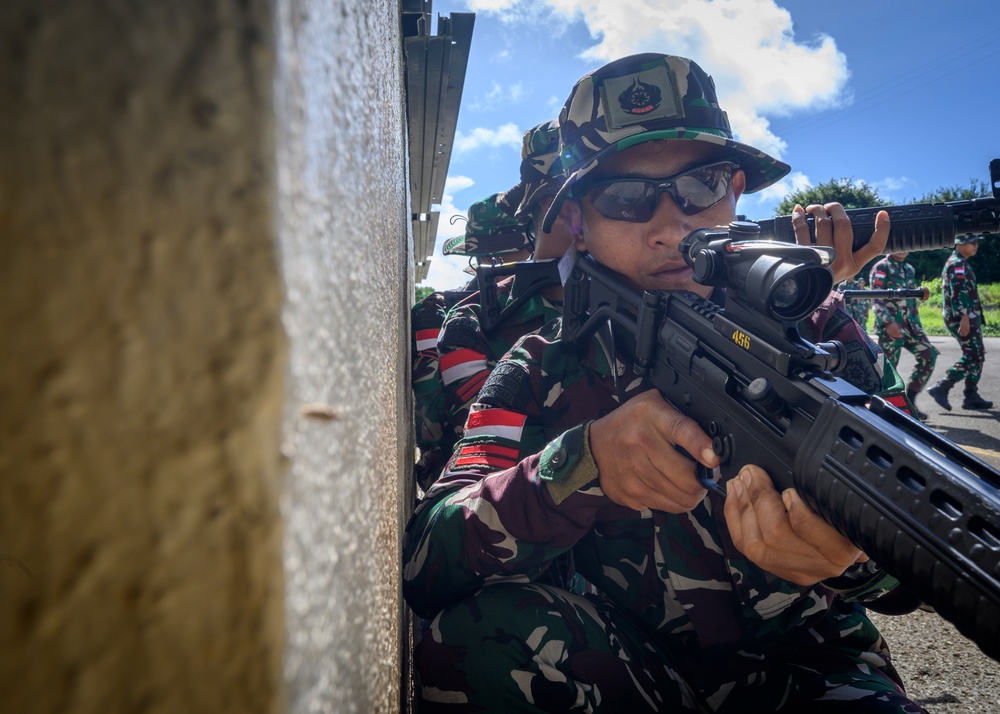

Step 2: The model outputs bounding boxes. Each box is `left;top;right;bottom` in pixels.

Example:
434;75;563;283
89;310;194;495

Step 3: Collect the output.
774;177;886;216
414;285;435;305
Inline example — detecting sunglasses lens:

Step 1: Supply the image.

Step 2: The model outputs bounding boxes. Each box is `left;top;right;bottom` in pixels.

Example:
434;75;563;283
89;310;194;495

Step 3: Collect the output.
672;166;733;215
589;181;656;222
586;162;736;221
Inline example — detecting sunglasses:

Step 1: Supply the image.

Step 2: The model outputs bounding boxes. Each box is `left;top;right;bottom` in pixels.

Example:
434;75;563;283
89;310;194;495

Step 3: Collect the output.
578;160;739;222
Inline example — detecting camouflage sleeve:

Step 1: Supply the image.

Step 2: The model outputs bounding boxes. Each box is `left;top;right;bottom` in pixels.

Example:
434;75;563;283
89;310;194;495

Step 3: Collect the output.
411;296;456;490
436;300;494;451
401;337;610;618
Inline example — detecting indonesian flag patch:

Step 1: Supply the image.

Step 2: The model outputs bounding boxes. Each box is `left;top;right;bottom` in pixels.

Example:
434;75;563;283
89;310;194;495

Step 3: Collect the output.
415;328;439;353
464;407;527;442
440;348;488;387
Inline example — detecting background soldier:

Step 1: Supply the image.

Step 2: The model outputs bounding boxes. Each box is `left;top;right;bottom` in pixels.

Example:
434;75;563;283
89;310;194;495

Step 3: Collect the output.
411;195;533;491
927;234;993;411
870;252;936;419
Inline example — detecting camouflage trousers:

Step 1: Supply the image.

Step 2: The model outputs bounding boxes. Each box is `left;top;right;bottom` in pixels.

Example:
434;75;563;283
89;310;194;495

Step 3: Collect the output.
415;582;926;713
877;326;938;394
944;323;985;384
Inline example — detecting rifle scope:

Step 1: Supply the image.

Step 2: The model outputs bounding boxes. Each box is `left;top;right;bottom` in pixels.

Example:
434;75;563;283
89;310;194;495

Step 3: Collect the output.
681;221;834;322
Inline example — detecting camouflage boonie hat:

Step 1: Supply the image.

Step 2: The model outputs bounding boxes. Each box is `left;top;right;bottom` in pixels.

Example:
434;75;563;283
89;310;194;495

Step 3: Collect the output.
956;233;981;244
443;193;533;257
499;119;565;221
543;53;791;231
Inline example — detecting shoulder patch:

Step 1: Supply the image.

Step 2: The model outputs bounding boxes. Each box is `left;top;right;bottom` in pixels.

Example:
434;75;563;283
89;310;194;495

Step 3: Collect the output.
439;315;484;351
478;360;534;411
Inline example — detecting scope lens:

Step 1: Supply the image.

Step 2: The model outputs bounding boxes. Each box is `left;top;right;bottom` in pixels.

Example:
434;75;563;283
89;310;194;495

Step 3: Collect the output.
771;275;800;309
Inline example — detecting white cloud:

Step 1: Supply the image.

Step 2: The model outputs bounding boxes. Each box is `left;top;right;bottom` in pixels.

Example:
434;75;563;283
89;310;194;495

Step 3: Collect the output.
468;81;528;111
453;122;523;153
871;175;915;199
479;0;851;163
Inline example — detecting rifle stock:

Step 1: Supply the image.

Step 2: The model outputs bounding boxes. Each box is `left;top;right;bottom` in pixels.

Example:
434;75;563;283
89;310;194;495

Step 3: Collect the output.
564;239;1000;662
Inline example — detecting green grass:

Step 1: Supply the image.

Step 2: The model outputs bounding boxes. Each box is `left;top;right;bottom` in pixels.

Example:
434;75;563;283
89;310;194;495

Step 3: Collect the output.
860;280;1000;337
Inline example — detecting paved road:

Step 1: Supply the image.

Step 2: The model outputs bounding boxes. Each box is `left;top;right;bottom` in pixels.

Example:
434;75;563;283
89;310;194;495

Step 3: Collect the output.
869;336;999;711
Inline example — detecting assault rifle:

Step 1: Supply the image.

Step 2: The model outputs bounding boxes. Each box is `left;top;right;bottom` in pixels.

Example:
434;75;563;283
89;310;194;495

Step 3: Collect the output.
563;222;1000;661
751;158;1000;252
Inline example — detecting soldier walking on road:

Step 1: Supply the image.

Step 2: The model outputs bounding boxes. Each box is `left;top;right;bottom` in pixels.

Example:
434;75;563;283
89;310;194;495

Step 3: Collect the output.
927;234;994;411
870;252;936;420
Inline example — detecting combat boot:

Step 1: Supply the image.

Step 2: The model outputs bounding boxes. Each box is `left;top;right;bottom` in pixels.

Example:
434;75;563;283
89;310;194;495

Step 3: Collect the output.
962;384;994;410
927;379;956;411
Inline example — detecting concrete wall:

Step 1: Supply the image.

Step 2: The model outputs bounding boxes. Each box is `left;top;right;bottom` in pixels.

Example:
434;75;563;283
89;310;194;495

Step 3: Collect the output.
0;0;411;712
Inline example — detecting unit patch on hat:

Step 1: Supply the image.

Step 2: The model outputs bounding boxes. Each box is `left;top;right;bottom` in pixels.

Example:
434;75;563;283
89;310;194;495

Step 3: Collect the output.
600;63;682;130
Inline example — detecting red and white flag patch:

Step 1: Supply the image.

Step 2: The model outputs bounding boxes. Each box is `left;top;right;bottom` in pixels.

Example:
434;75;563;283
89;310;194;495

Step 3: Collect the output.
464;408;527;442
415;328;440;353
440;348;488;387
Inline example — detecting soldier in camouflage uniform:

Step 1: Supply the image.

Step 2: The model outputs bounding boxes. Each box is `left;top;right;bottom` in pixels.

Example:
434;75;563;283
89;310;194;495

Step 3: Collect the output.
869;253;936;419
433;119;575;490
927;234;994;411
403;53;924;713
411;195;533;491
838;276;870;330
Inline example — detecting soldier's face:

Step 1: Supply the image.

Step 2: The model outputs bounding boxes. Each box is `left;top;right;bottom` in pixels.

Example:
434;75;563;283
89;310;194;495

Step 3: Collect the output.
958;241;979;258
570;141;745;297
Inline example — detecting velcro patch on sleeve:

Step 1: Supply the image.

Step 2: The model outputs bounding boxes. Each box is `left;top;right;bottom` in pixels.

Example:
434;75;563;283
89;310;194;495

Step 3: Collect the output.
478;360;534;411
439;315;483;351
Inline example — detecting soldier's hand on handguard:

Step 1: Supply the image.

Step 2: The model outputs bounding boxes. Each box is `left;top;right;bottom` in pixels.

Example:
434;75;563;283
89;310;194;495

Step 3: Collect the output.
588;390;720;514
724;465;867;586
792;203;890;284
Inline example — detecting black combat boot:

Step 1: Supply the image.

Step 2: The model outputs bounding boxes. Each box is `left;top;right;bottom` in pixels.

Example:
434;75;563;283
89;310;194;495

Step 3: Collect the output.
906;390;928;421
926;379;956;411
962;384;994;410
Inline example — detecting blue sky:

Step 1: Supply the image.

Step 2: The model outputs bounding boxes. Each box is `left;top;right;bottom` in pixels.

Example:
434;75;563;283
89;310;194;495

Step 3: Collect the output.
420;0;1000;290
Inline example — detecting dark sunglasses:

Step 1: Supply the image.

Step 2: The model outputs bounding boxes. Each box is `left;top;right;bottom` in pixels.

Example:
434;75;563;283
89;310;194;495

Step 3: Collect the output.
578;160;739;222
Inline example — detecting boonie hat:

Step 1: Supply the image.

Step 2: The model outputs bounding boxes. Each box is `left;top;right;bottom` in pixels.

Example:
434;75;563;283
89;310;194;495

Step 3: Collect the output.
497;119;566;221
443;193;533;257
543;53;791;231
956;233;982;245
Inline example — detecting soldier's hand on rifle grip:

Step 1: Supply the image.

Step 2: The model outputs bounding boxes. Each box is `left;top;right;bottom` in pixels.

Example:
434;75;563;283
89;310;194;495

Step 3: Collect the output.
724;465;867;586
588;390;720;514
792;203;890;284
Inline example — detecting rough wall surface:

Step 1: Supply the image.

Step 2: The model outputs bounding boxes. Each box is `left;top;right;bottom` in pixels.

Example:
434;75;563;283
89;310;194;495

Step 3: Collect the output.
273;0;412;711
1;1;283;713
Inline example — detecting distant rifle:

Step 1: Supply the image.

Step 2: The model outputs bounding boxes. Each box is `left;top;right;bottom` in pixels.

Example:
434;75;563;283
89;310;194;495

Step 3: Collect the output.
563;222;1000;661
751;159;1000;253
841;289;925;302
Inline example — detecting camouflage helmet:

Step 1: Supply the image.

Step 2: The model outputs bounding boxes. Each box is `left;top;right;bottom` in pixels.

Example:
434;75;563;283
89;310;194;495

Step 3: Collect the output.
542;53;791;231
496;119;565;221
442;193;533;257
956;233;982;245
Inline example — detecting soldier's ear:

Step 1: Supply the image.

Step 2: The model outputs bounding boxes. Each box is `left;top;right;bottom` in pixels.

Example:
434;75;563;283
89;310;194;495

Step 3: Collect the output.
562;200;586;250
